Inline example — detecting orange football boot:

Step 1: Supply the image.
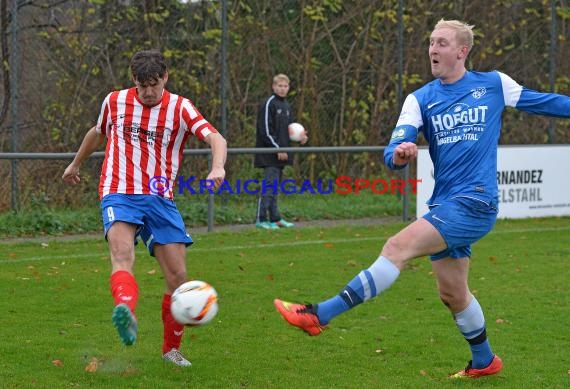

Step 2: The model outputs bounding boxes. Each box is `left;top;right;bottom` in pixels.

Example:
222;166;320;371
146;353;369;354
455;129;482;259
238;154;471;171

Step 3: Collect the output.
450;355;503;379
273;299;327;336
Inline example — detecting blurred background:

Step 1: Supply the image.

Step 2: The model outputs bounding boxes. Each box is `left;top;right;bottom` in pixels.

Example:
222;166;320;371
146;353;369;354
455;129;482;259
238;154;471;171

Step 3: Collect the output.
0;0;568;214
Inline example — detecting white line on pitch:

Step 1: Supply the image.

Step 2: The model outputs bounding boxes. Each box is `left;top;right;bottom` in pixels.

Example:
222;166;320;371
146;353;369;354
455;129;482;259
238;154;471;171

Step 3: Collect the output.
1;225;569;265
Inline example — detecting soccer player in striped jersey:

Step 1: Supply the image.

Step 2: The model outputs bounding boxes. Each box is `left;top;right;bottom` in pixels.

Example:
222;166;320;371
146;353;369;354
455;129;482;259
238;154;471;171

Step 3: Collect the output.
62;50;227;367
274;19;570;378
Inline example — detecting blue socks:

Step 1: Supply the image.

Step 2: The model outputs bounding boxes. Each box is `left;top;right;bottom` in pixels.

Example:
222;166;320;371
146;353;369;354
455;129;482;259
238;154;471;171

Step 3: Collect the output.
314;256;494;370
316;256;400;325
454;296;494;368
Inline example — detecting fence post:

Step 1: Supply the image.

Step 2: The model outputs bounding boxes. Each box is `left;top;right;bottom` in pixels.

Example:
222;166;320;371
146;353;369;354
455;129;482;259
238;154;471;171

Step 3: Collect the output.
10;0;20;212
207;153;214;232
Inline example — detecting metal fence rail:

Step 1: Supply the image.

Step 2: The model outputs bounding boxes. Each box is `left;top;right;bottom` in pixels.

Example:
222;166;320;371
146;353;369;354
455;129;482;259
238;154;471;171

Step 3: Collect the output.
0;146;388;159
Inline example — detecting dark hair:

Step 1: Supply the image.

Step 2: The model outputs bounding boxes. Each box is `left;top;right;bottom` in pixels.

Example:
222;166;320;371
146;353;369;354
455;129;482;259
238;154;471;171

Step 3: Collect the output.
130;50;167;84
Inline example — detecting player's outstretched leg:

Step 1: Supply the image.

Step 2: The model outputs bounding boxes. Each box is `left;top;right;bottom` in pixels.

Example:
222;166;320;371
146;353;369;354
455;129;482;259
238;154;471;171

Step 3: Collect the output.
112;303;138;346
273;299;327;336
450;355;503;379
274;256;400;336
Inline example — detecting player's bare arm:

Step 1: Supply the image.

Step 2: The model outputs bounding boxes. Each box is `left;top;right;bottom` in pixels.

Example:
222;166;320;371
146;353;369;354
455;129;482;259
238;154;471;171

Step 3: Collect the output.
204;132;227;190
393;141;418;166
62;126;106;184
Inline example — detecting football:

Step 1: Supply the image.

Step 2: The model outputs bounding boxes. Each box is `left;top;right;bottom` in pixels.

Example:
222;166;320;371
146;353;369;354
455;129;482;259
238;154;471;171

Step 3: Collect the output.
171;280;219;326
288;122;306;142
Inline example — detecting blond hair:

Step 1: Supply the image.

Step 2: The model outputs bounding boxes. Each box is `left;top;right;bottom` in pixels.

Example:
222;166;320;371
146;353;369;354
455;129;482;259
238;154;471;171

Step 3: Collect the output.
434;19;474;51
273;74;290;85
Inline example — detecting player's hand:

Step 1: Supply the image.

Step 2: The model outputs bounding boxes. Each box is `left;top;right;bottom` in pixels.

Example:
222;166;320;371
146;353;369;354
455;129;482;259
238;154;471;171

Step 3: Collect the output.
206;167;226;190
277;152;288;161
393;142;418;166
62;164;81;184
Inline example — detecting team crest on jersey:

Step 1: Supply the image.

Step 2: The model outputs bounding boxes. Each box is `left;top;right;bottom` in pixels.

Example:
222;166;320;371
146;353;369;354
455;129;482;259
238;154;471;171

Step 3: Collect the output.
391;128;406;140
472;87;486;99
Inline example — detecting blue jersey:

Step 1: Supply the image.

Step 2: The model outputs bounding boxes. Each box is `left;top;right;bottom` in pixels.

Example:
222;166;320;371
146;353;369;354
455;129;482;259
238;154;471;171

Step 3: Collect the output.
384;71;570;206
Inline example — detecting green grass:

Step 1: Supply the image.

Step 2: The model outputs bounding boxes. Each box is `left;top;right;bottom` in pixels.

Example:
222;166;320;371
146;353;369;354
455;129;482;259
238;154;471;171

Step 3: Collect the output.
0;191;408;237
0;217;569;388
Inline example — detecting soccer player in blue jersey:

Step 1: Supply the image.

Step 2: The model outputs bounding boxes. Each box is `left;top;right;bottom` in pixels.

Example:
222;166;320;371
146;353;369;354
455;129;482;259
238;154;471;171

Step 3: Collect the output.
274;19;570;379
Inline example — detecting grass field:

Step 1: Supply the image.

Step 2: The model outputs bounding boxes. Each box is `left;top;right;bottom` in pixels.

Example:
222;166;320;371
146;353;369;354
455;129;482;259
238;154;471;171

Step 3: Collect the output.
0;191;406;237
1;217;569;388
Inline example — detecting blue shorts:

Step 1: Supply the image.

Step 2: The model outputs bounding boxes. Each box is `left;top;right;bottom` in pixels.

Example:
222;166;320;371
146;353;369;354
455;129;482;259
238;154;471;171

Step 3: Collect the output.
422;196;497;261
101;193;193;257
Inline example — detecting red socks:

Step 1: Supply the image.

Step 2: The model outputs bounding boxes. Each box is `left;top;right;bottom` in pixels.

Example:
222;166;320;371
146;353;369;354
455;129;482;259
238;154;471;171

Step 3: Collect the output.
110;272;184;353
162;294;185;353
110;270;139;315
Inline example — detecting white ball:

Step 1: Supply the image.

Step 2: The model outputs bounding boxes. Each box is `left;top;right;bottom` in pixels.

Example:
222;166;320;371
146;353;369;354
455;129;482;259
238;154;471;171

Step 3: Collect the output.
288;122;305;142
171;280;219;326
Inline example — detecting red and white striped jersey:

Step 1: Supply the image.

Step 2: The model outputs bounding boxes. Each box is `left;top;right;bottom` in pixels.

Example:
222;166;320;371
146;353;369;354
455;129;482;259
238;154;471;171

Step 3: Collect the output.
96;87;217;200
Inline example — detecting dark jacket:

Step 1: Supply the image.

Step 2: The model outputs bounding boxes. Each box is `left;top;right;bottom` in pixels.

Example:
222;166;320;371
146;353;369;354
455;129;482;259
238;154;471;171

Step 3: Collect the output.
254;93;294;168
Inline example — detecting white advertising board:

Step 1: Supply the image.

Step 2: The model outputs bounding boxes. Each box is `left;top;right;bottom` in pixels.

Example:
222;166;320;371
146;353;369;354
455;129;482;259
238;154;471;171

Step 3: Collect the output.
416;145;570;219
